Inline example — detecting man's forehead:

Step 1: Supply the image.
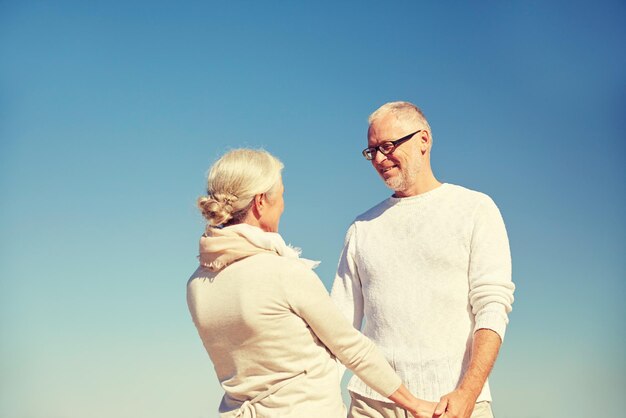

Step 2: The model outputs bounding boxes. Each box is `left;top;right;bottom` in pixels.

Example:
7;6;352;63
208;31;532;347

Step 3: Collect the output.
368;116;411;142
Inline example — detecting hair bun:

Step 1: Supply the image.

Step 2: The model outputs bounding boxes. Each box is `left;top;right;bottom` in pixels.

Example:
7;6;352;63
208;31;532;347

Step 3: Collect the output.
197;193;239;226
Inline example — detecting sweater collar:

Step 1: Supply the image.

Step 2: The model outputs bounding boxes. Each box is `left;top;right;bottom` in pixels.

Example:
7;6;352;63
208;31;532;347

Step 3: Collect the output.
387;183;450;205
198;223;319;272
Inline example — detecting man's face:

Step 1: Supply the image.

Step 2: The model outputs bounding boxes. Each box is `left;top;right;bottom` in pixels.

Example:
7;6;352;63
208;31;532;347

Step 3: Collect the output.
368;114;423;197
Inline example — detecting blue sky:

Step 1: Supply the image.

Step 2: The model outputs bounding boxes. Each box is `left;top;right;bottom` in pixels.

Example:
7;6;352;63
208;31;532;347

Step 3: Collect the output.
1;1;624;417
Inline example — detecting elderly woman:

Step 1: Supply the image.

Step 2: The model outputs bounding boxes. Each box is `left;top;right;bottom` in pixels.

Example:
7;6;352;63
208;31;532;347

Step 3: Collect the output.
187;149;436;418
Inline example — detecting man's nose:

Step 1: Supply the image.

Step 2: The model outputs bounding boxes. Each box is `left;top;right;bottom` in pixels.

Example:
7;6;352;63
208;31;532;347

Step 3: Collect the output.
372;149;387;164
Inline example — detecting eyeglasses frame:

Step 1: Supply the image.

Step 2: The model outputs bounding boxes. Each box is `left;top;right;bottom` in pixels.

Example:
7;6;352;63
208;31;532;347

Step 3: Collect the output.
362;129;424;161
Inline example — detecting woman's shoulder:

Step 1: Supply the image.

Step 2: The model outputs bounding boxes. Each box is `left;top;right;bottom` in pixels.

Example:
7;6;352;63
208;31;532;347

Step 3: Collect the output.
211;252;317;282
249;253;319;277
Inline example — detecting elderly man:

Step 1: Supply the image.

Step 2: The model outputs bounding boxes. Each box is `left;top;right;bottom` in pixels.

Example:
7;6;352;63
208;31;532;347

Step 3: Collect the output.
331;101;515;418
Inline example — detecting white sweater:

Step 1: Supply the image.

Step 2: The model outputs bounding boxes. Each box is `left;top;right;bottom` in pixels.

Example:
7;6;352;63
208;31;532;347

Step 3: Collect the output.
331;183;515;403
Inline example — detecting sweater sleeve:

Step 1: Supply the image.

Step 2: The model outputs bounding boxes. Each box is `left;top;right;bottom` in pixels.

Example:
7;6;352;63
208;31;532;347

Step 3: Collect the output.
468;196;515;341
330;224;365;329
282;265;402;398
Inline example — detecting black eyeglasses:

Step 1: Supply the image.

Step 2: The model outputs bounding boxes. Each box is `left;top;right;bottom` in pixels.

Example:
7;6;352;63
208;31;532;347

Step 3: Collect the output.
362;130;423;161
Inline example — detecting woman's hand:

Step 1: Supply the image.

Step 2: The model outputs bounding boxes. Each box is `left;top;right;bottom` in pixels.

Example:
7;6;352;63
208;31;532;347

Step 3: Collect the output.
389;384;444;418
407;399;440;418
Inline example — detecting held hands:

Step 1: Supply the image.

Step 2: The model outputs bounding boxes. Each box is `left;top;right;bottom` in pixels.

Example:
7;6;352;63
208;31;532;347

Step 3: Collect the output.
432;388;478;418
391;383;480;418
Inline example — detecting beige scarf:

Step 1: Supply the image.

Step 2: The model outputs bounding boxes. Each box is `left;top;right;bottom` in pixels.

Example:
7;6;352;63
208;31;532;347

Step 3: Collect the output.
199;223;320;272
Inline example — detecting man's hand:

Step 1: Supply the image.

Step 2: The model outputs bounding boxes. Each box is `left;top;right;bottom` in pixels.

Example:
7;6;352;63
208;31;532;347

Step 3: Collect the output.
433;329;502;417
433;388;478;418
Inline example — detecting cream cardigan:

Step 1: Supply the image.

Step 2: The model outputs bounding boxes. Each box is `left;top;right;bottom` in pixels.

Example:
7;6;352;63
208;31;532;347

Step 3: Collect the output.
187;225;402;418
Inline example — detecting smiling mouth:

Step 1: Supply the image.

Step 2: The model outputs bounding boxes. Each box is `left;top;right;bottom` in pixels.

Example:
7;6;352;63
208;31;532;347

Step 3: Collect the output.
379;165;398;176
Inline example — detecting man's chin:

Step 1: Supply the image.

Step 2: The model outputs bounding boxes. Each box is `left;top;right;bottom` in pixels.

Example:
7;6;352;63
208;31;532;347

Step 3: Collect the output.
383;176;404;191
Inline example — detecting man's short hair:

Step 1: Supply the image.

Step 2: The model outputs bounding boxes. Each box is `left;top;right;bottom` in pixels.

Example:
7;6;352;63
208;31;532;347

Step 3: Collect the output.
368;101;431;132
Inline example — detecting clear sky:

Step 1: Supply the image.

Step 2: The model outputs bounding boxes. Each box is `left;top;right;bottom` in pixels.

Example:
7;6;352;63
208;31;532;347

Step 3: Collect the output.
1;1;624;417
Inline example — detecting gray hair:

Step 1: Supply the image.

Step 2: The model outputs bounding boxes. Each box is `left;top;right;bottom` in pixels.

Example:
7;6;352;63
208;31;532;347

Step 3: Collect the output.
368;101;431;132
197;149;284;227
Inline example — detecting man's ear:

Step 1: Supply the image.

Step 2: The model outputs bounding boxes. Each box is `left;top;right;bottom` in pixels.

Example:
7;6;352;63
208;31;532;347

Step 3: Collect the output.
420;131;431;155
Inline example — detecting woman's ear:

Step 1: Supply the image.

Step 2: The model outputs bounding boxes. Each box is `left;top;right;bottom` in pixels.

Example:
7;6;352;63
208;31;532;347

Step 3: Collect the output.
253;193;265;215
